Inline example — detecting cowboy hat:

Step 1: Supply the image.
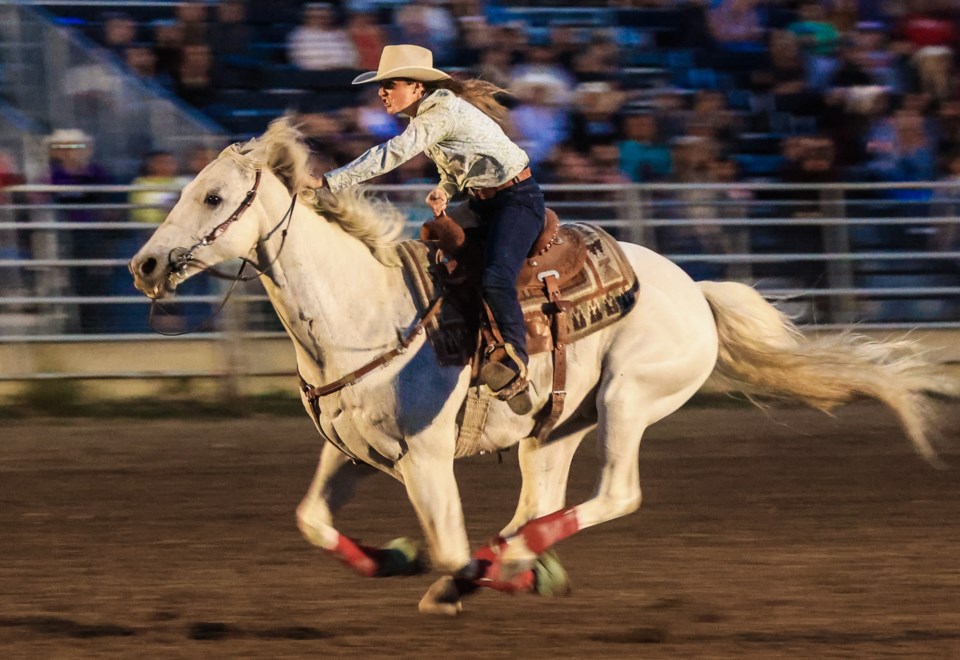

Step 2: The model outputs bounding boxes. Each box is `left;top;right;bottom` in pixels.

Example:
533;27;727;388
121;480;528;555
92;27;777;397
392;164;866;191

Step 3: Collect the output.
352;44;451;85
43;128;94;149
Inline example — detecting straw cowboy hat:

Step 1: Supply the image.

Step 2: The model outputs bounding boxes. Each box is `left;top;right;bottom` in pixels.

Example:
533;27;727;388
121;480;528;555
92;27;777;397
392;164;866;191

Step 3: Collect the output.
352;44;451;85
42;129;94;149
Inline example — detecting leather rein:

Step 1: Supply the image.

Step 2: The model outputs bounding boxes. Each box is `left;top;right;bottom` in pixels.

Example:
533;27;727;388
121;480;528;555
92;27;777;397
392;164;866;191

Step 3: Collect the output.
299;294;444;401
154;165;446;399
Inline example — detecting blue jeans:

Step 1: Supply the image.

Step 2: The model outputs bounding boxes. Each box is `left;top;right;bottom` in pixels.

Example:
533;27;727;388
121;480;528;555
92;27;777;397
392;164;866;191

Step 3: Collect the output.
469;177;545;366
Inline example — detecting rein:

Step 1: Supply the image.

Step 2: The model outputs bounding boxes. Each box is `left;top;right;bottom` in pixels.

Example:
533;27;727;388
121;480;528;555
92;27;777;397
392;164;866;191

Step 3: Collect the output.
150;168;298;336
299;294;445;401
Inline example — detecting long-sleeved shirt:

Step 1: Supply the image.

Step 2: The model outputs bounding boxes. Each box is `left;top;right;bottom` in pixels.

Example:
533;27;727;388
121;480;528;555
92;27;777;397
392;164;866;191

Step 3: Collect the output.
325;89;529;199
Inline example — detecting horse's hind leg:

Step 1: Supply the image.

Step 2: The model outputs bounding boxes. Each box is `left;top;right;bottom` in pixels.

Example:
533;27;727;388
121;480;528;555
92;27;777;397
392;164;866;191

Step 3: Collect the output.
497;382;650;567
297;442;423;577
500;424;594;539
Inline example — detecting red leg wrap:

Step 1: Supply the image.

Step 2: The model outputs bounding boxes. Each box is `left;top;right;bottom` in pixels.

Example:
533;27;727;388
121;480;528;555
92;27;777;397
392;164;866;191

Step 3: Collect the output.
471;538;534;593
520;508;580;555
331;534;380;577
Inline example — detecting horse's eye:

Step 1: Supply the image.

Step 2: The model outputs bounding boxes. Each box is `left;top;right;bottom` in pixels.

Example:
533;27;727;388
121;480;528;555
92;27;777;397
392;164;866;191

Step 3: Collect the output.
204;193;222;207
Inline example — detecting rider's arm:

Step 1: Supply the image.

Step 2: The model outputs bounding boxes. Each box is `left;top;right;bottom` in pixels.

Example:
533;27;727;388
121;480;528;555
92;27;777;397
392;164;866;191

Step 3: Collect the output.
325;109;456;192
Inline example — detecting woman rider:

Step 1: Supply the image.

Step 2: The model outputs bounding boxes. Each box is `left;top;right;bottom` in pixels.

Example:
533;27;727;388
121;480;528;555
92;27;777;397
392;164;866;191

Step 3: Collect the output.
308;45;544;415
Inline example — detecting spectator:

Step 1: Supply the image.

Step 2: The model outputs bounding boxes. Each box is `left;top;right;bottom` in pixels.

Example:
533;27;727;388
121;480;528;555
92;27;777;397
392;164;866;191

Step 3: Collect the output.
588;141;631;185
568;81;626;153
657;135;731;280
102;11;139;58
175;1;209;46
685;89;742;147
511;75;571;170
394;0;458;66
183;143;220;177
475;46;512;89
708;0;765;51
933;150;960;251
618;112;673;182
770;134;839;287
42;129;115;333
287;3;359;71
755;29;807;94
866;101;940;248
547;25;581;71
569;32;621;83
152;19;186;80
867;102;939;183
0;151;27;301
210;0;253;59
788;1;843;90
122;43;160;81
129;151;190;224
451;16;494;69
347;9;387;72
510;43;576;104
174;43;217;109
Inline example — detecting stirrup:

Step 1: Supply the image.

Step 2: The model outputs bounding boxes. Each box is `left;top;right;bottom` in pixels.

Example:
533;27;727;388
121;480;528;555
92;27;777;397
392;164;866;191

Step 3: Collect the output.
480;361;532;415
496;376;533;415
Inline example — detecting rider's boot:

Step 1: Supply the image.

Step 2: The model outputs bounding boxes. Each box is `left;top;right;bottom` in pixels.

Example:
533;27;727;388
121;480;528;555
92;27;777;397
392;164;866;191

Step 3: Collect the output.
480;343;533;415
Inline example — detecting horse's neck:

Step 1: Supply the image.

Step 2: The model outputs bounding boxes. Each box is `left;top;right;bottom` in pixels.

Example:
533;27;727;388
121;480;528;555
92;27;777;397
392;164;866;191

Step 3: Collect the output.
256;188;413;382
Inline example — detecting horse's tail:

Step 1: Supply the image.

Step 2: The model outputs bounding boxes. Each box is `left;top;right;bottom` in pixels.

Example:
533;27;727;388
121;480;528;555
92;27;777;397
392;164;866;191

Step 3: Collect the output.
697;280;959;466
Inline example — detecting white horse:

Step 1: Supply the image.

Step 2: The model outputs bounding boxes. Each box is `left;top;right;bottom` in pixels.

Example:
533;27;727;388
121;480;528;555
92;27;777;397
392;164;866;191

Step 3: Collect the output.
130;119;955;615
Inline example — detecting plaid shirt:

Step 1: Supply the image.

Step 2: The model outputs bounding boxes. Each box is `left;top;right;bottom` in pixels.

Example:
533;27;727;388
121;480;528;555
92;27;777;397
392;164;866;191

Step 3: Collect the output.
325;89;528;199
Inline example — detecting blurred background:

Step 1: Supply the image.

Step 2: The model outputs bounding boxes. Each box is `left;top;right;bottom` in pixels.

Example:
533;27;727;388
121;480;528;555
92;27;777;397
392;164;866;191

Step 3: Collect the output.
1;0;958;405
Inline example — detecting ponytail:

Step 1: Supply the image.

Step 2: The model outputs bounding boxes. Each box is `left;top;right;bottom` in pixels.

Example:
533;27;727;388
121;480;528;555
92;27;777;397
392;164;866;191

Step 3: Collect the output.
424;78;511;125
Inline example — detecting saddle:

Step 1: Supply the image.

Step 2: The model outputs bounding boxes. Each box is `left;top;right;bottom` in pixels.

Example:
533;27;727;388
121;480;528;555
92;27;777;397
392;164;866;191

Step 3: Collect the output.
403;208;639;443
421;209;586;291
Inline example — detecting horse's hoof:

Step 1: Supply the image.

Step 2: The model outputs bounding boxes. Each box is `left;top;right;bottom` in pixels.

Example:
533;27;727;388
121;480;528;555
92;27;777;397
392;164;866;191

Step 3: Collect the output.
532;549;572;597
418;576;463;616
378;537;427;577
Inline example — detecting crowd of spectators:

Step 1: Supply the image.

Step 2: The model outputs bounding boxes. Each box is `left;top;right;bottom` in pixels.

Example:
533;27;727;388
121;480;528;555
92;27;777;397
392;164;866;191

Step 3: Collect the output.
62;0;959;193
5;0;960;332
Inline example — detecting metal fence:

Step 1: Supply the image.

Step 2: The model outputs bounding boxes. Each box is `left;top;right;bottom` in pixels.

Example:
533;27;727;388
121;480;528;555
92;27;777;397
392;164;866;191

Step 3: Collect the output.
1;181;959;348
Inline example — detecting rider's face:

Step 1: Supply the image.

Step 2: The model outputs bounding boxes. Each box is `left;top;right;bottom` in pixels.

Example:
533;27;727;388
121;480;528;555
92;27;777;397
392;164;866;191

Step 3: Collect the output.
378;79;424;115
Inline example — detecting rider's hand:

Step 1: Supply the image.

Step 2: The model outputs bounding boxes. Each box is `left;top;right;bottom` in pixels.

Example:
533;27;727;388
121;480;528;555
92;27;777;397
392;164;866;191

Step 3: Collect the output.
426;187;448;217
305;172;328;190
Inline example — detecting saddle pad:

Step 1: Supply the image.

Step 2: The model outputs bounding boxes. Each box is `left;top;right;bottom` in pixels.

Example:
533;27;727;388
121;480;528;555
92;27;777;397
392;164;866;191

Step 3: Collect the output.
397;223;639;366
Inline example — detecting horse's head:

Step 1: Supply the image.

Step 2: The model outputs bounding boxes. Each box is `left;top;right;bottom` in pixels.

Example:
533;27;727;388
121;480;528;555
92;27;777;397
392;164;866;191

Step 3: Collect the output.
129;146;269;299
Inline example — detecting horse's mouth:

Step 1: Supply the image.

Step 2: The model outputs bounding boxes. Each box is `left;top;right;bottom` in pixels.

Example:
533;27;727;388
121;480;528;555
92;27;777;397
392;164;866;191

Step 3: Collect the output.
130;260;183;300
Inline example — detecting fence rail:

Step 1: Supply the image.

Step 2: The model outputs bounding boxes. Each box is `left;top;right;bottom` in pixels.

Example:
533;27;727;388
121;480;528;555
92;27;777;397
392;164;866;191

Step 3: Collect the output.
1;181;958;383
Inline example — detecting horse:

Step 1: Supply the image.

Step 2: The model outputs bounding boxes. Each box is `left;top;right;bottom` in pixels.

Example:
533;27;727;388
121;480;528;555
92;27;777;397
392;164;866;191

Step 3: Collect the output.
129;118;956;615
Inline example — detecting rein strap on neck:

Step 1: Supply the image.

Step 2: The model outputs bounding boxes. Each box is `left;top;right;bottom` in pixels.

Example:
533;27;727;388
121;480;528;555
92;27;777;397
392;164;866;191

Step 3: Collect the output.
300;295;444;401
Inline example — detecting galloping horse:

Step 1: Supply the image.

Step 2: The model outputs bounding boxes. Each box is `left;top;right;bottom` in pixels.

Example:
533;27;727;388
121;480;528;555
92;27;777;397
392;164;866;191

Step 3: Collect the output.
130;119;955;615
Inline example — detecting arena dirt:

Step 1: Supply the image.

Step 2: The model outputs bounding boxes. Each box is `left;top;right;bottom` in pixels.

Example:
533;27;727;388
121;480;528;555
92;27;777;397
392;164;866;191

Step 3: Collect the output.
1;402;958;658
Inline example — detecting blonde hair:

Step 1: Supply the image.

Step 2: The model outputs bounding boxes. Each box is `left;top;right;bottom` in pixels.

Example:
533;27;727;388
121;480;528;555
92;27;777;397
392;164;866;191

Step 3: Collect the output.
424;78;511;125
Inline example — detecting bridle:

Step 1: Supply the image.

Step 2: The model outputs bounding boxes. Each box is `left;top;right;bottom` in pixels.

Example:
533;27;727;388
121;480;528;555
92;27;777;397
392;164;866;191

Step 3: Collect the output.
150;167;298;335
149;160;446;409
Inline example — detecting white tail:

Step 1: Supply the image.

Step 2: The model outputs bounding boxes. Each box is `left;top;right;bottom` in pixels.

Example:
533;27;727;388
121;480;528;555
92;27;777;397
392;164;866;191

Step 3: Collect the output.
698;280;959;467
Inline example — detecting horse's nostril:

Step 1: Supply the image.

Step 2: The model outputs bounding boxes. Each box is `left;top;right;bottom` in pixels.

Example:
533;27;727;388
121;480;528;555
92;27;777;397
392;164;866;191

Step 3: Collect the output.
140;257;158;276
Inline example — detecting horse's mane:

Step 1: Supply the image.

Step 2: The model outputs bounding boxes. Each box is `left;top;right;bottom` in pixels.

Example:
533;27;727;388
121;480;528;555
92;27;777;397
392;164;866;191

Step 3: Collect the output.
226;116;405;266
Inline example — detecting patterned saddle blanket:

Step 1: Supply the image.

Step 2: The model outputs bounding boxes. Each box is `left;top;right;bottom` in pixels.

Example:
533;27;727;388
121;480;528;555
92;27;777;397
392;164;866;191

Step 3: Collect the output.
397;222;639;367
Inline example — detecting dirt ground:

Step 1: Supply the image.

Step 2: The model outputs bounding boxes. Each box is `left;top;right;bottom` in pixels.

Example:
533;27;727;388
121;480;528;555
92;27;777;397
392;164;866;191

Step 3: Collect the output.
1;402;958;659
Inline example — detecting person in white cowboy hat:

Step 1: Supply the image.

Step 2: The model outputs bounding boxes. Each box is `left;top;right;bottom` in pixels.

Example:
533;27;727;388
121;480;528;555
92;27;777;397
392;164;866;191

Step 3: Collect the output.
309;44;543;414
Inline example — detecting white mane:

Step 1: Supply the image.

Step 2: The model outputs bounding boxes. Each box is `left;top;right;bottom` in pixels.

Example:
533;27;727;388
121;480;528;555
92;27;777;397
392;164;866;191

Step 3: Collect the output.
226;117;406;266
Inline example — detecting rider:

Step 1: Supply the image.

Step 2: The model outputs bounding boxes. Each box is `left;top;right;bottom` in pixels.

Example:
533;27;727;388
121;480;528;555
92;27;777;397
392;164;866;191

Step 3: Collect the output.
308;44;544;414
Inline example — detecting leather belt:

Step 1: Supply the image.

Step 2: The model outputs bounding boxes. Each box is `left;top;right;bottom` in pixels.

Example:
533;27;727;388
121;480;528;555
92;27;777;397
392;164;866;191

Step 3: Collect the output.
471;167;532;200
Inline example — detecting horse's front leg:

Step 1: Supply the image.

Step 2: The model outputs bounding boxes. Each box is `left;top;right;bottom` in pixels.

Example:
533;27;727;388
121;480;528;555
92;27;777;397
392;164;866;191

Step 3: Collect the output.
297;441;423;577
395;443;481;615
